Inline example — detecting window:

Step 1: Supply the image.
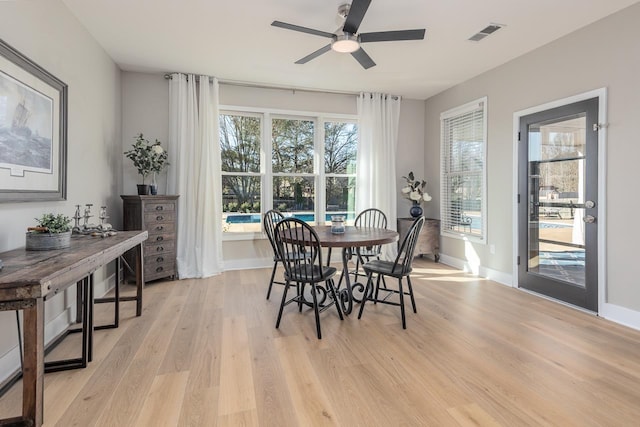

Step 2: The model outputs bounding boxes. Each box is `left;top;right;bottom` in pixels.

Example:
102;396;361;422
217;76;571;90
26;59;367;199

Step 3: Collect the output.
272;117;316;218
220;113;262;232
324;121;357;218
440;97;487;242
220;109;357;234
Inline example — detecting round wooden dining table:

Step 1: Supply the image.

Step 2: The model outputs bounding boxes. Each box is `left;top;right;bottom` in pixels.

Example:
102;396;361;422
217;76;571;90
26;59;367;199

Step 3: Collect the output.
312;225;398;314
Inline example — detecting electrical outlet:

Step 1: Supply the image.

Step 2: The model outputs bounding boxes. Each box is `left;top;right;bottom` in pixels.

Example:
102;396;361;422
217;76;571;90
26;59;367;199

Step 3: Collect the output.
490;244;496;254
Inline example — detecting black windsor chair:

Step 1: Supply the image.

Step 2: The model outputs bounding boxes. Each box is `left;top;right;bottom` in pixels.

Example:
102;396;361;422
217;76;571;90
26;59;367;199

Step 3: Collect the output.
273;218;344;339
357;216;425;329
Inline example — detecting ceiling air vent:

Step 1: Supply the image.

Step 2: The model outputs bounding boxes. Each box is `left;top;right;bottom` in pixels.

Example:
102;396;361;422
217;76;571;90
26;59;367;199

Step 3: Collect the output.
468;23;504;42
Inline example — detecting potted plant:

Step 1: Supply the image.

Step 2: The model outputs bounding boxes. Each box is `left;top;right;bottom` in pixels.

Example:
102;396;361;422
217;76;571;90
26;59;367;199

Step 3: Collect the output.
124;133;169;195
26;213;72;251
401;171;432;218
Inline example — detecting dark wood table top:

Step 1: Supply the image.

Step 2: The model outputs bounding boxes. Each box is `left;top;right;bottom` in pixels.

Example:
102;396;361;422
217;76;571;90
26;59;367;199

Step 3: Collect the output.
312;225;398;248
0;230;148;302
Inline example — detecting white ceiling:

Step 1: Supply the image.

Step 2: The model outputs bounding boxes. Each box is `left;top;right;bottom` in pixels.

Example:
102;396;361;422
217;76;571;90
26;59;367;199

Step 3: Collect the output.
62;0;638;100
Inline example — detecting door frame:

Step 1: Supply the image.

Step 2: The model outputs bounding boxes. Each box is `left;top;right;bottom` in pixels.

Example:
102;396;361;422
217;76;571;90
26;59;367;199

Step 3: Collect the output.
512;88;607;312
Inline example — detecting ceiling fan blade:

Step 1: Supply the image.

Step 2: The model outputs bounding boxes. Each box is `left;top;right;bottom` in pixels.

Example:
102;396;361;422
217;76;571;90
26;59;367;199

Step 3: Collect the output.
343;0;371;34
360;29;426;43
271;21;336;39
295;44;332;64
351;47;376;69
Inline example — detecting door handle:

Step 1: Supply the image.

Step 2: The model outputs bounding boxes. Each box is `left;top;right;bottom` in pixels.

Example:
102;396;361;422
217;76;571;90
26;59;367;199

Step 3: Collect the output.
583;215;596;223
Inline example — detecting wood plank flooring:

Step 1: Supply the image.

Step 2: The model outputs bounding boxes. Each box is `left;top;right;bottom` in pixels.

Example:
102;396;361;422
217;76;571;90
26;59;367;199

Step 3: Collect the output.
1;258;640;426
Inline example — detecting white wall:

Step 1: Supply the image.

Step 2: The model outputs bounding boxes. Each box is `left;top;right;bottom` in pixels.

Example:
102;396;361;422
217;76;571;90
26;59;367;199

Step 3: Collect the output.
121;73;169;195
0;1;122;381
397;99;426;218
121;75;426;268
424;3;640;320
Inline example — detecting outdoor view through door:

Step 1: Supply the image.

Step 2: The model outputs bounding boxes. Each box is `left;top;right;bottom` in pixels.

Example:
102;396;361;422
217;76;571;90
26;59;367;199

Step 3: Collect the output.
518;97;599;311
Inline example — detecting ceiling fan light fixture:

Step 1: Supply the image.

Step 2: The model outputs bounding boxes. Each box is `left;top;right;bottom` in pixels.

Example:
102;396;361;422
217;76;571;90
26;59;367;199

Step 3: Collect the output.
331;33;360;53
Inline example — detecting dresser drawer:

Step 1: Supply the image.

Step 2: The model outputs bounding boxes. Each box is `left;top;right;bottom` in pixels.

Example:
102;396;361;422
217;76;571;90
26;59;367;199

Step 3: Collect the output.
144;240;175;255
144;211;175;225
145;252;173;265
144;201;176;213
147;221;175;236
144;261;175;281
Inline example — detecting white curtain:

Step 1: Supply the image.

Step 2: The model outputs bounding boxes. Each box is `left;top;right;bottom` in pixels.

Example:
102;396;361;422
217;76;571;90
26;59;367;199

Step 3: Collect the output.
168;74;223;278
356;92;402;259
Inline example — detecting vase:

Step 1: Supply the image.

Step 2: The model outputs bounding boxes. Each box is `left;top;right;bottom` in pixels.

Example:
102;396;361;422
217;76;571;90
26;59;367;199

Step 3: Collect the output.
409;203;423;218
149;173;158;195
137;184;150;195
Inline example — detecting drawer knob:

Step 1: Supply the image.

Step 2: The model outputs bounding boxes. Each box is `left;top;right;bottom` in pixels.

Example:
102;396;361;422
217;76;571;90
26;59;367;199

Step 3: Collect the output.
156;225;164;231
156;246;164;252
156;215;164;221
156;206;164;211
156;256;164;263
156;236;164;241
156;266;164;272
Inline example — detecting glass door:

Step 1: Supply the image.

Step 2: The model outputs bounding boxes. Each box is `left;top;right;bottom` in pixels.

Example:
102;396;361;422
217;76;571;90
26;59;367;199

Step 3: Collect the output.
518;98;598;311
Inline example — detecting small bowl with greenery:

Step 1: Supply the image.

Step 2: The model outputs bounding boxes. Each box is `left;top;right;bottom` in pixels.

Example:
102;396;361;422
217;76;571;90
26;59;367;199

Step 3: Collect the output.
26;213;72;251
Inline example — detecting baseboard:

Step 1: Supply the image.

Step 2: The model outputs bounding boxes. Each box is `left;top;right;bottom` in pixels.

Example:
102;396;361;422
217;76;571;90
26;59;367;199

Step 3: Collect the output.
0;346;21;388
437;254;513;287
223;257;273;271
599;302;640;331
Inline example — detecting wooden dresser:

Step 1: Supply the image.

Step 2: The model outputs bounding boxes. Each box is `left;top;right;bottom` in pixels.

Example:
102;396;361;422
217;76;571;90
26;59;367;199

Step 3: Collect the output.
397;217;440;262
121;195;179;282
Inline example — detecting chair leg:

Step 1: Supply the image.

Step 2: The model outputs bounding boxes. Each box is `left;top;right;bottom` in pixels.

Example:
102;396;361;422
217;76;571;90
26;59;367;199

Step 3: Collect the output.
298;282;305;312
275;280;291;329
398;278;406;329
311;282;322;339
358;273;374;319
379;264;388;290
266;260;279;300
406;275;417;313
374;274;382;304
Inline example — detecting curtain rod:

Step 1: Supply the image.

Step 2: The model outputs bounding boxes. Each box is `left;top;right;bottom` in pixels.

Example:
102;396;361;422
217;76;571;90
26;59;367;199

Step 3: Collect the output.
163;73;366;97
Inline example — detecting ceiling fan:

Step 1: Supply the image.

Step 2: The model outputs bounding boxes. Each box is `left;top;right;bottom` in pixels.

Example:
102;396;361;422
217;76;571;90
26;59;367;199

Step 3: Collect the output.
271;0;426;69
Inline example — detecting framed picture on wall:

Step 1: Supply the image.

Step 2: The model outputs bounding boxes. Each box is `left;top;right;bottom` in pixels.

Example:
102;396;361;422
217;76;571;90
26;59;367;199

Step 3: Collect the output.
0;38;67;202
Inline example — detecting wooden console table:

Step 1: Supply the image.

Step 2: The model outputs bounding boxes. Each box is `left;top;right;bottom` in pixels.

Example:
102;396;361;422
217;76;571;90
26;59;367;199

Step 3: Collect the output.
397;217;440;262
0;230;147;427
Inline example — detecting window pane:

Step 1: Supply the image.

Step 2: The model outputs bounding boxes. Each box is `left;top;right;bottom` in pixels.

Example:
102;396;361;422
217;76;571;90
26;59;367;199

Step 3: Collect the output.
325;122;357;174
449;139;483;173
326;177;355;217
273;176;315;220
446;173;482;235
441;99;486;240
219;115;261;173
272;118;314;173
222;175;261;232
222;175;261;213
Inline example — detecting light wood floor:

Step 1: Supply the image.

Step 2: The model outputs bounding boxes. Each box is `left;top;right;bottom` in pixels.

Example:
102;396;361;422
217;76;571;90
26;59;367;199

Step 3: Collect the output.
1;259;640;426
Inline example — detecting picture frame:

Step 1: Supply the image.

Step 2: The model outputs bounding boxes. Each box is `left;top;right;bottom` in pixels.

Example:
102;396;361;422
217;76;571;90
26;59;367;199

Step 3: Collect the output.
0;38;67;202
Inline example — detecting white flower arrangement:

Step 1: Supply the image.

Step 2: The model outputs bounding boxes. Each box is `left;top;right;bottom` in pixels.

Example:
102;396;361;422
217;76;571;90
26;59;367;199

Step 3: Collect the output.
124;133;169;184
401;171;432;205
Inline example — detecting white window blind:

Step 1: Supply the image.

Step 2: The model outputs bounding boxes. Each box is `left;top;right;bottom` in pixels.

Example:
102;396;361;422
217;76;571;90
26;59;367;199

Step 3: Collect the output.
440;98;487;241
